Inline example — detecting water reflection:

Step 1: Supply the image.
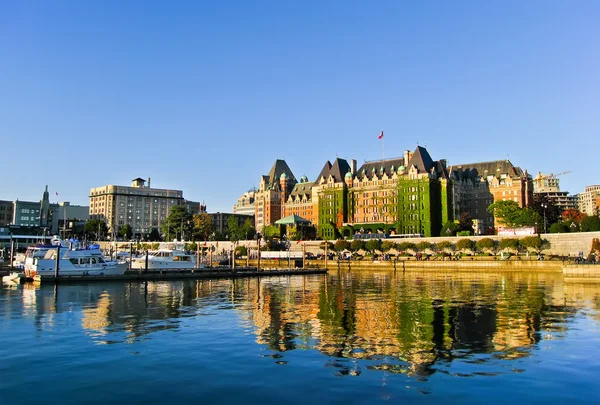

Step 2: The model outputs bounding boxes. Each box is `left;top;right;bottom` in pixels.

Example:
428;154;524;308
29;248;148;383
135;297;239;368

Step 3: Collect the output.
1;271;598;378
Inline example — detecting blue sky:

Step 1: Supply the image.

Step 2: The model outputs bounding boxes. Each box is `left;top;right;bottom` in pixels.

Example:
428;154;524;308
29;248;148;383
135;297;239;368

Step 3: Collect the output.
1;1;598;211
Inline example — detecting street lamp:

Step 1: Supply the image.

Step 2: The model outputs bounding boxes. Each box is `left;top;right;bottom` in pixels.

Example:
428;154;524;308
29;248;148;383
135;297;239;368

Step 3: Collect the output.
570;222;577;232
541;204;547;234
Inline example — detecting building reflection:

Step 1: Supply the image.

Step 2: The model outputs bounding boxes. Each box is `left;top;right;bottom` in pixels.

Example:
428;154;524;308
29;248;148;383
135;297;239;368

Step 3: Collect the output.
3;271;594;376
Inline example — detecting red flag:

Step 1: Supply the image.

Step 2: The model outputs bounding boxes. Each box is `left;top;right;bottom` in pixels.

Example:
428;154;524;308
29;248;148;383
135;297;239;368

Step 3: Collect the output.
378;130;384;139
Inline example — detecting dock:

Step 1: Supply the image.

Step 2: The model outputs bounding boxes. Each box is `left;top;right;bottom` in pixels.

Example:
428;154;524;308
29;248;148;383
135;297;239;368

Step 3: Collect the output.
15;267;327;283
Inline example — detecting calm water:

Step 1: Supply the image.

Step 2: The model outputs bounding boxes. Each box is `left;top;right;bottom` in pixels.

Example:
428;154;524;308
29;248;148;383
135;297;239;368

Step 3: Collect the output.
1;271;600;404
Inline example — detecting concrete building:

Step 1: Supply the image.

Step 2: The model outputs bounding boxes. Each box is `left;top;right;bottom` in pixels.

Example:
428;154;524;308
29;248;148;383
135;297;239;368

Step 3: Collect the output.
449;159;533;234
0;200;14;227
578;185;600;216
56;201;90;238
209;212;254;236
233;189;256;216
89;177;185;239
184;200;207;215
532;172;577;213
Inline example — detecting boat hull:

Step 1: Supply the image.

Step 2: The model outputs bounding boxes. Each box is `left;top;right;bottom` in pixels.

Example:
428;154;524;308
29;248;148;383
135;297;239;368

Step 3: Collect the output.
130;259;197;270
26;261;128;277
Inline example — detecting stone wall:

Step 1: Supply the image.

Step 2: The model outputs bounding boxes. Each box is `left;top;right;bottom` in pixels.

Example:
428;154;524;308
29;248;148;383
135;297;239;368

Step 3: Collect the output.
295;231;600;257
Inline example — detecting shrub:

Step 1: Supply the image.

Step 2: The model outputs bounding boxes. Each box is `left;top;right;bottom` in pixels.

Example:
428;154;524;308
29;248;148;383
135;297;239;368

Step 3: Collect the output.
320;241;334;251
476;238;495;253
456;238;475;253
436;240;455;252
334;239;350;252
416;241;433;252
442;221;458;236
350;239;366;252
549;222;569;233
498;238;520;253
398;241;417;252
365;239;382;253
519;236;550;253
580;216;600;232
381;241;396;252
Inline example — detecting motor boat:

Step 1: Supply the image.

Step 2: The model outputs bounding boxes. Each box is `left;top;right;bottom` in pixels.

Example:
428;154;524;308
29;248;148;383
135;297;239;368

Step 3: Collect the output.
24;238;127;278
130;241;197;270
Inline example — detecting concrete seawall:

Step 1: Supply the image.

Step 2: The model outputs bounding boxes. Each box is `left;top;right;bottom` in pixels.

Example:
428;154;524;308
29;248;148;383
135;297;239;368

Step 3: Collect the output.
563;264;600;281
323;259;563;272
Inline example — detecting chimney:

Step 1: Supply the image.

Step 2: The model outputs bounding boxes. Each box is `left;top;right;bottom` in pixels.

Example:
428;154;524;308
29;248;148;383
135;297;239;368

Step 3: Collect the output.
403;150;410;164
147;177;151;188
350;159;357;174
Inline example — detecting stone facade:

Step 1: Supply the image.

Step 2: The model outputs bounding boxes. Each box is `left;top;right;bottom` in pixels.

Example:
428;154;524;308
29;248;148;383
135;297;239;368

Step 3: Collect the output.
578;185;600;216
449;159;533;233
254;160;297;232
89;177;185;238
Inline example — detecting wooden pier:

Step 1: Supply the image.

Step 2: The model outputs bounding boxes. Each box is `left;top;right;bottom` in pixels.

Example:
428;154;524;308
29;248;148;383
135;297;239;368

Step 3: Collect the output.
16;267;327;283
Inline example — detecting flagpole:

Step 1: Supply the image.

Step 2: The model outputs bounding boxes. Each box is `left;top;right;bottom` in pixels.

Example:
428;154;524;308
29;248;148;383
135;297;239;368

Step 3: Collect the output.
382;132;385;164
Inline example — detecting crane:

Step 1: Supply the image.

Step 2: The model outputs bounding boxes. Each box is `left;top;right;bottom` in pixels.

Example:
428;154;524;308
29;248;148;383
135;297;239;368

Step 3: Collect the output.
533;171;572;190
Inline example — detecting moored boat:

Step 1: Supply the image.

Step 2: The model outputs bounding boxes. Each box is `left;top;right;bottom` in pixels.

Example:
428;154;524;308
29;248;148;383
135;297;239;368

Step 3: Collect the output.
130;241;197;270
25;241;127;278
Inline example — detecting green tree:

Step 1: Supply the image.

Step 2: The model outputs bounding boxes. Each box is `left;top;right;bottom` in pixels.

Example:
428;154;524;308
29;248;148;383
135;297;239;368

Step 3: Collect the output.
398;241;417;253
84;219;108;241
350;239;366;253
334;239;350;252
416;241;433;252
488;200;522;229
241;219;256;241
227;216;242;242
531;194;562;228
235;245;248;257
193;212;213;241
161;206;193;241
147;228;162;241
457;213;474;234
365;239;382;254
580;216;600;232
456;238;475;253
320;241;334;252
476;238;496;254
435;240;454;253
520;236;550;254
119;224;133;240
549;223;569;233
441;221;458;236
262;225;280;239
498;238;520;253
381;240;396;253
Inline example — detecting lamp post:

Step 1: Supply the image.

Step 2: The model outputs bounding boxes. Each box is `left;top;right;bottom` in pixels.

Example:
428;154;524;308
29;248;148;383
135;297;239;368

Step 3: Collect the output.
570;221;577;233
542;204;547;234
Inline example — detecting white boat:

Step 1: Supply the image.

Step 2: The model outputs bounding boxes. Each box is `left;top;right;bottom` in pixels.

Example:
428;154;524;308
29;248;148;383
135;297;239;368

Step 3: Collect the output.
130;241;197;270
24;236;70;273
24;240;127;278
2;272;20;283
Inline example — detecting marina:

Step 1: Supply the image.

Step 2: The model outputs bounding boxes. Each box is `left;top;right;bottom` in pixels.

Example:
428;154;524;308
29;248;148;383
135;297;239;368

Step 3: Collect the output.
1;270;599;403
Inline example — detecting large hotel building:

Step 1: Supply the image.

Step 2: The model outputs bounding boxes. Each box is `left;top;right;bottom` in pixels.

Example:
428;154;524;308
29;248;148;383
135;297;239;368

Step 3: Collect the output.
90;177;195;238
244;146;537;238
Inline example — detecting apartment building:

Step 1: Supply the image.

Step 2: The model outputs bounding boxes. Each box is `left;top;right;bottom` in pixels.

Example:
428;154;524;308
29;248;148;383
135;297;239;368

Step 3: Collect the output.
89;177;184;238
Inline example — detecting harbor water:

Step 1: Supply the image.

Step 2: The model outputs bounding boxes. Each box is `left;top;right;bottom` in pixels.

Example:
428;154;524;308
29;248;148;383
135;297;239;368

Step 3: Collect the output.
1;271;600;403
